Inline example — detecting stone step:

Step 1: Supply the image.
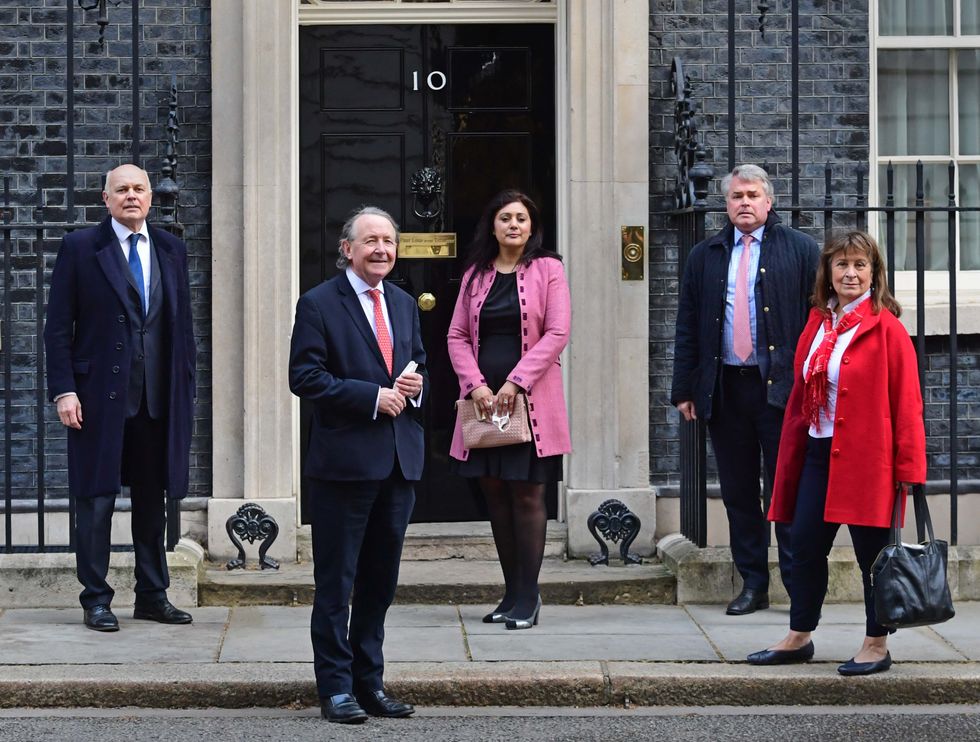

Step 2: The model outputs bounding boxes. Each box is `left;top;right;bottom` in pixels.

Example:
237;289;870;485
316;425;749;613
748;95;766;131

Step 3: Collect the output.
296;520;569;562
199;557;675;607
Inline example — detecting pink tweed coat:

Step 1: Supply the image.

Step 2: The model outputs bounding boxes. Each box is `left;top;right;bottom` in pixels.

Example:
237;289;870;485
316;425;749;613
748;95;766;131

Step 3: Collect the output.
447;256;571;461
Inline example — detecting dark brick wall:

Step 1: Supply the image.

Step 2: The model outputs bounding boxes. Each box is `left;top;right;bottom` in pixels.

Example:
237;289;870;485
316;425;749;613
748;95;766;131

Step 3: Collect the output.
648;1;980;489
0;0;211;504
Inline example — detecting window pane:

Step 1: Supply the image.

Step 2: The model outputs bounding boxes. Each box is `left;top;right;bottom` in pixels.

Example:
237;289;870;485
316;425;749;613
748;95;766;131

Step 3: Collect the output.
879;0;952;35
960;50;980;156
964;0;980;34
878;164;950;271
878;51;950;156
962;165;980;270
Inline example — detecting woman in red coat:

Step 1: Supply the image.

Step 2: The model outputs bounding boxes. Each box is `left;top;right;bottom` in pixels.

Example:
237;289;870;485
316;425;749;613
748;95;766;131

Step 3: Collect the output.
747;231;926;676
447;189;571;630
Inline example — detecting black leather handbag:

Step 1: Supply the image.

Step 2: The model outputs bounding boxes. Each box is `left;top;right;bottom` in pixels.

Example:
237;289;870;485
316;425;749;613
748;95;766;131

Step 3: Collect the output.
871;484;955;629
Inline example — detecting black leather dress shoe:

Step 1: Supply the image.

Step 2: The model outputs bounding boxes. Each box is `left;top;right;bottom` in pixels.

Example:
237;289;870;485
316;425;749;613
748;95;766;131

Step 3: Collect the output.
320;693;368;724
356;689;415;718
83;604;119;632
747;640;815;665
133;599;193;624
726;588;770;616
838;651;892;676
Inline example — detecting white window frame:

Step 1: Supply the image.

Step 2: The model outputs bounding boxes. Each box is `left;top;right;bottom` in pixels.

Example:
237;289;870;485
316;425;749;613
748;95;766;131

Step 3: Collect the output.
869;1;980;334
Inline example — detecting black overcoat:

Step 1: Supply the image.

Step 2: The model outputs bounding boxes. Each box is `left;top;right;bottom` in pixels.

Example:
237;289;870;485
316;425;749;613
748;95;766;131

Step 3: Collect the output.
43;216;196;499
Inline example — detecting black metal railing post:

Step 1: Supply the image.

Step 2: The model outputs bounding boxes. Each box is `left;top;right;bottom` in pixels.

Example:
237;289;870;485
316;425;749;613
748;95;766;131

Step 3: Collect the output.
914;161;926;390
947;161;958;545
2;177;12;553
34;185;46;549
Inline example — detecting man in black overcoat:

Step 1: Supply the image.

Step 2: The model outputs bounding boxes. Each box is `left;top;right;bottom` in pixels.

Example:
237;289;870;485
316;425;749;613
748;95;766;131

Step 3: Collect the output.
44;164;196;631
671;164;819;616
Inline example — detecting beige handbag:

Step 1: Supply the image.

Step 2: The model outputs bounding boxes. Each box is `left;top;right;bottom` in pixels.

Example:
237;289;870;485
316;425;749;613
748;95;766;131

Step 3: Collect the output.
456;394;532;449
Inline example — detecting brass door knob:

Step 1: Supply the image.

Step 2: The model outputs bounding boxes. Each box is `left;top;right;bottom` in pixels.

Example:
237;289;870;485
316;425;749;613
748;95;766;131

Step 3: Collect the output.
418;292;436;312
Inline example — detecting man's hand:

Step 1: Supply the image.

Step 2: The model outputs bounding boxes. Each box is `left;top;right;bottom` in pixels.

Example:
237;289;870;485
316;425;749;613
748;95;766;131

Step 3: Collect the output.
676;401;697;422
56;393;83;429
394;371;423;400
378;387;407;417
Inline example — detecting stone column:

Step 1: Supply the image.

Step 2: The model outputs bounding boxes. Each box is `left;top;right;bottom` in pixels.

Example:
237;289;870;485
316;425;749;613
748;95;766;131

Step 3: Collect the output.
564;0;652;557
207;0;297;563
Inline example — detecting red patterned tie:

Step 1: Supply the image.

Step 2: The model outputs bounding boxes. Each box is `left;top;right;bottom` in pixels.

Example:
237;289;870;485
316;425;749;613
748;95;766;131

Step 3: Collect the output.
733;233;754;362
368;289;393;375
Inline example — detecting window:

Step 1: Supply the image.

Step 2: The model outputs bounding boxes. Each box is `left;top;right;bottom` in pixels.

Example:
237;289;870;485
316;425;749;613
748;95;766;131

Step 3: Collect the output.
872;1;980;276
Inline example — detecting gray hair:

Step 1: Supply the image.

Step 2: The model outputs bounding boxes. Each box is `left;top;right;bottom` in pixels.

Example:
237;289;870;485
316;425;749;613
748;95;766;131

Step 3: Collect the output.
335;206;400;269
104;164;152;194
721;164;774;201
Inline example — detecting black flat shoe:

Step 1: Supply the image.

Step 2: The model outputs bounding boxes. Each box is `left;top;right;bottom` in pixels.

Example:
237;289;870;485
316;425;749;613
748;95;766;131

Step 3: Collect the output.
355;690;415;718
838;652;892;676
726;588;770;616
320;693;369;724
505;595;542;630
83;604;119;632
133;598;193;625
747;640;815;665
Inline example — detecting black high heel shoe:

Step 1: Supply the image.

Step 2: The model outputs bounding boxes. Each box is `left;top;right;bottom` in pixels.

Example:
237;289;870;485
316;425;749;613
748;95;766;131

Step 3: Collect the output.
505;595;542;630
482;598;515;623
482;608;510;623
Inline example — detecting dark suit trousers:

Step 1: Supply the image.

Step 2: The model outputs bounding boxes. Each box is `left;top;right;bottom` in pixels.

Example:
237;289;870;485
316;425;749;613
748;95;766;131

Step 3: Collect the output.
309;470;415;699
789;436;893;637
707;365;791;593
75;398;169;608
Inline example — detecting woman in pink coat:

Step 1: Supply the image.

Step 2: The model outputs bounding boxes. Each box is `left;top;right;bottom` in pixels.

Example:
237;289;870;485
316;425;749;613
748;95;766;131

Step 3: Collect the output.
448;189;571;630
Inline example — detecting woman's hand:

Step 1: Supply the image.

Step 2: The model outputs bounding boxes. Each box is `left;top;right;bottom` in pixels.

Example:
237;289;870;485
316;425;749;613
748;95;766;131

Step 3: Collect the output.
494;381;523;416
470;385;494;419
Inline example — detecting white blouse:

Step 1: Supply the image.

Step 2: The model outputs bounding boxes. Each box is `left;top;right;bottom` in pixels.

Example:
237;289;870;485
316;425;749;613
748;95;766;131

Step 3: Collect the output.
802;290;872;438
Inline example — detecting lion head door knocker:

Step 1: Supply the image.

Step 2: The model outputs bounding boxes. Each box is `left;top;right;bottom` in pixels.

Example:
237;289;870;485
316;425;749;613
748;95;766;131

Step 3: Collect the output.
225;503;280;570
410;166;443;227
587;499;643;566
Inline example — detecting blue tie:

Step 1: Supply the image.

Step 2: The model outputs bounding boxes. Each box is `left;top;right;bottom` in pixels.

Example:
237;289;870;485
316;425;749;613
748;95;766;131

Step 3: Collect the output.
128;232;147;316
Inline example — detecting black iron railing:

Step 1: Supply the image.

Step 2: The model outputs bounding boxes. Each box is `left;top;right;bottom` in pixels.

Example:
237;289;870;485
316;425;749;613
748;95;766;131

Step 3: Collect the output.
0;0;182;554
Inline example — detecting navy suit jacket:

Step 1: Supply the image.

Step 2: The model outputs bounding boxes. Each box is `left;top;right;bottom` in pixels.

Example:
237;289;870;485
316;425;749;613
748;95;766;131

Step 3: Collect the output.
288;272;427;482
43;216;196;499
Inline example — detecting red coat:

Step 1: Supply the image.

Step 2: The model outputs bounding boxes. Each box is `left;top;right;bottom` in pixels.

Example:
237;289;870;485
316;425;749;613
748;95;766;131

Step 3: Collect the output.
447;257;571;460
769;306;926;528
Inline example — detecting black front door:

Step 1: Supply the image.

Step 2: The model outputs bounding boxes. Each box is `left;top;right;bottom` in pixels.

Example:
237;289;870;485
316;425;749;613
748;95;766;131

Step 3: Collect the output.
299;23;556;522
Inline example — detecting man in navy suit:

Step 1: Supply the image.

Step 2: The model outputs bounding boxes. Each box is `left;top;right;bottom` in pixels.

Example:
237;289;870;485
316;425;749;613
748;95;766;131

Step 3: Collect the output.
44;164;196;631
289;206;427;724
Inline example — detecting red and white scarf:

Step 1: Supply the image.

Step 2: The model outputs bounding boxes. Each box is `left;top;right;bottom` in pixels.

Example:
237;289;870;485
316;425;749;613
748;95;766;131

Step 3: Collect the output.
802;297;871;432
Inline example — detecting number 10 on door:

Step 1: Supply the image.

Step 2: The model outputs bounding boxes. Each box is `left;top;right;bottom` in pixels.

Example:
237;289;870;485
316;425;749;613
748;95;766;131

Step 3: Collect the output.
412;70;446;91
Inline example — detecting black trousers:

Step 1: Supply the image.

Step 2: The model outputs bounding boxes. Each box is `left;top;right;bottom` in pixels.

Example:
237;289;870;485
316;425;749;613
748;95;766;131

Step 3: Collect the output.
74;398;169;609
707;365;791;593
309;469;415;699
788;436;893;637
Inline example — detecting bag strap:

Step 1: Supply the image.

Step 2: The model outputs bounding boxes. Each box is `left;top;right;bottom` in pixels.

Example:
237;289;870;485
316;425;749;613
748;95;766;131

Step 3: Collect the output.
891;483;936;546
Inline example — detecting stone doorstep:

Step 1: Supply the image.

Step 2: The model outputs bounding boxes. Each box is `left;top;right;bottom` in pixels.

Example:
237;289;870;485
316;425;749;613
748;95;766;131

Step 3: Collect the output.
1;662;979;709
0;539;204;610
658;534;980;603
198;558;676;607
295;521;568;563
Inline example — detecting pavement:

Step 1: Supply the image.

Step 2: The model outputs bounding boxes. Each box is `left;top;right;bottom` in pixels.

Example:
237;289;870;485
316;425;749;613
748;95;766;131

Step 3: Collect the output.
1;601;979;709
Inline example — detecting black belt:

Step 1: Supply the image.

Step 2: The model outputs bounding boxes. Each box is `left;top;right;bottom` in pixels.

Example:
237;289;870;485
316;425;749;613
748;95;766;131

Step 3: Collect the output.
723;364;759;376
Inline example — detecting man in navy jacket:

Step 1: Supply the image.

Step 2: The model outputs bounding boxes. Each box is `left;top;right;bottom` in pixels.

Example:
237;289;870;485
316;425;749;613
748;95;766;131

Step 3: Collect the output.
671;165;819;616
289;206;427;724
44;164;196;632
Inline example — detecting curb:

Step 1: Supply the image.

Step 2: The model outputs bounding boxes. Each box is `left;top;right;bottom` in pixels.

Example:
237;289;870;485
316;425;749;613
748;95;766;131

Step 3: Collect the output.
2;662;979;709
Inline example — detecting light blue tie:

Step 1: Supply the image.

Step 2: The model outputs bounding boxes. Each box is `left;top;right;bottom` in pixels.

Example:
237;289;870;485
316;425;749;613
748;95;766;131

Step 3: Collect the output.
128;232;147;316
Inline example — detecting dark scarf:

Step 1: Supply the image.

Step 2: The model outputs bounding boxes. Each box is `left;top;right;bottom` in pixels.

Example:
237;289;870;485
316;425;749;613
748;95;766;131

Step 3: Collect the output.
802;297;871;431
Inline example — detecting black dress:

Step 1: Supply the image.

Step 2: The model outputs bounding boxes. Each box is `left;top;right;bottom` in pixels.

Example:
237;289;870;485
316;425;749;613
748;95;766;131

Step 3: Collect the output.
453;271;563;483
